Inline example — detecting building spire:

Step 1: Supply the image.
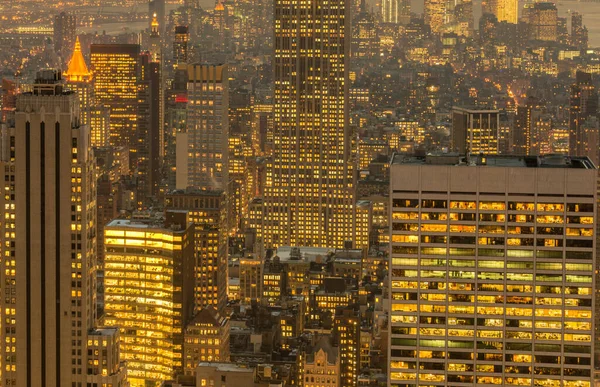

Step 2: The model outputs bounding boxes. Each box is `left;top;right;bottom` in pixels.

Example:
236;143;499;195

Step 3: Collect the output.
64;36;92;82
151;12;159;35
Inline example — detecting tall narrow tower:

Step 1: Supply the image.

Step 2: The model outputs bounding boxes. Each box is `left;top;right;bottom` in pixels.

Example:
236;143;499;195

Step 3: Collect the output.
1;69;97;386
264;0;355;248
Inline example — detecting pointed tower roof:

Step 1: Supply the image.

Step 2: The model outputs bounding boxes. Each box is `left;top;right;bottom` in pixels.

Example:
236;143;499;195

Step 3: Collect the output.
215;1;225;11
151;12;160;35
65;37;92;83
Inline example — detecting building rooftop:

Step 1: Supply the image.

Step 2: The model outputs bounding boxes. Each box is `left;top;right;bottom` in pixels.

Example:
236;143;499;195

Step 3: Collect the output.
197;362;254;373
391;153;596;169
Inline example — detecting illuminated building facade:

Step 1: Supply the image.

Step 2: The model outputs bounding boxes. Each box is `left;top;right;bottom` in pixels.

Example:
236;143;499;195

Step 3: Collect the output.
529;2;558;41
452;107;499;154
333;307;359;387
239;255;263;303
91;44;140;150
265;0;355;249
183;307;230;373
487;0;517;24
299;337;340;387
425;0;446;34
389;153;596;387
165;190;228;312
1;70;99;386
173;26;189;64
86;328;128;386
103;213;195;385
180;64;229;190
382;0;410;24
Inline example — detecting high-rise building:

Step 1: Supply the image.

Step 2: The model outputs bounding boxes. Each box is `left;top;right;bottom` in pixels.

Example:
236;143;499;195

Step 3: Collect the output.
382;0;410;24
64;37;94;128
352;3;379;59
239;255;263;303
178;64;229;190
103;212;195;385
333;307;359;387
570;71;598;157
91;44;140;151
486;0;517;24
425;0;446;34
53;12;76;61
264;0;355;249
452;107;499;154
173;26;190;64
514;95;540;155
529;2;558;41
389;153;597;386
0;69;125;386
165;190;228;312
137;52;162;206
571;12;588;49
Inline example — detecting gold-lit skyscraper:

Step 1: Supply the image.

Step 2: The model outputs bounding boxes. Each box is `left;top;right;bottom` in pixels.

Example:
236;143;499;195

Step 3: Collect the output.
91;44;140;150
487;0;518;24
65;37;93;128
103;212;195;385
264;0;355;248
425;0;446;34
0;70;100;385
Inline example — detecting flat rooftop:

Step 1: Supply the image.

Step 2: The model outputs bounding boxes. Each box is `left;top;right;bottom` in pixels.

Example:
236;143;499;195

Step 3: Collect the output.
391;153;596;169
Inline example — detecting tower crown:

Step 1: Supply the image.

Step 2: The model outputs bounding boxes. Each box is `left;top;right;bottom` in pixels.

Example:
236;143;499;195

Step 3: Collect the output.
65;37;92;82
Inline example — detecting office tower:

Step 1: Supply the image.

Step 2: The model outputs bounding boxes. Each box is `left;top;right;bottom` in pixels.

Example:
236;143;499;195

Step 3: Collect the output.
165;190;228;312
514;95;540;155
0;69;99;386
173;26;190;64
183;307;231;372
65;37;93;128
389;153;596;386
149;0;166;34
165;65;188;190
214;2;226;48
137;52;162;206
486;0;517;24
53;12;76;60
264;0;355;249
453;0;474;37
451;107;499;154
425;0;446;34
178;64;229;190
529;2;558;41
570;71;598;157
382;0;410;24
571;12;588;49
333;307;359;387
90;106;111;147
298;337;340;387
103;212;195;385
91;44;140;150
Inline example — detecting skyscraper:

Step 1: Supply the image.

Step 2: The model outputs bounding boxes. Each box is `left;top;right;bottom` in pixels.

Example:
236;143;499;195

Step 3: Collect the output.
264;0;355;248
425;0;446;34
486;0;518;24
529;2;558;41
64;37;93;128
103;212;195;385
178;64;229;190
389;153;596;386
0;69;116;385
53;12;76;61
382;0;410;24
571;12;588;49
173;26;190;64
570;71;598;157
452;107;499;154
165;190;228;312
149;0;166;34
91;44;140;151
